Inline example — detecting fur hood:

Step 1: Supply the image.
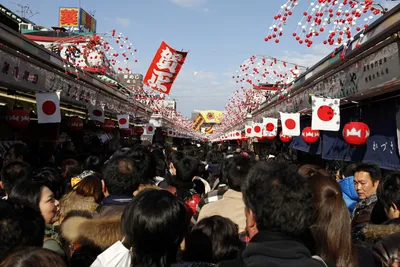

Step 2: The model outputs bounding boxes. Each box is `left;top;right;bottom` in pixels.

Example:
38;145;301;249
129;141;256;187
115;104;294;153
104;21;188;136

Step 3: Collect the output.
61;216;121;250
60;191;99;221
361;224;400;242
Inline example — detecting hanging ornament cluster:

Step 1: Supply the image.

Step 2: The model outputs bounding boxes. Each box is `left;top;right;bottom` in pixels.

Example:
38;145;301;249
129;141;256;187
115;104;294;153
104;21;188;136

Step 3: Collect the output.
7;109;30;129
49;29;138;77
233;55;307;99
266;0;384;59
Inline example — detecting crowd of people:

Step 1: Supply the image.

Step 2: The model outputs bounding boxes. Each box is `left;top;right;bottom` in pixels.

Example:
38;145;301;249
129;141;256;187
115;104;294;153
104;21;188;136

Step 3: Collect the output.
0;141;400;267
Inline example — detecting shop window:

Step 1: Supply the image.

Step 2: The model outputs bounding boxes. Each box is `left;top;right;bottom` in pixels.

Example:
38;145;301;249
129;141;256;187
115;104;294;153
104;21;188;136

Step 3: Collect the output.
379;59;382;65
386;68;389;74
377;72;380;78
369;76;372;82
365;77;368;83
384;57;387;63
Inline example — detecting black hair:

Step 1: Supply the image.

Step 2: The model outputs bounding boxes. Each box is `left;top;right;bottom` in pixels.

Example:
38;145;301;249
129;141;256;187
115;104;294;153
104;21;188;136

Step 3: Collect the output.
355;163;382;184
152;150;167;178
0;247;66;267
102;156;140;196
83;156;102;172
121;189;187;267
32;167;62;199
1;161;31;194
0;200;45;262
9;180;43;208
126;145;157;185
377;172;400;211
225;155;255;192
340;163;358;179
173;155;201;183
183;215;242;263
4;143;32;165
242;162;314;236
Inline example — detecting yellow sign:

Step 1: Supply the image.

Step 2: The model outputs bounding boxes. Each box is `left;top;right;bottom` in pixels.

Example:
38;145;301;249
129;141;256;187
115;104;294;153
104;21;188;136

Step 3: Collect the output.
199;110;223;124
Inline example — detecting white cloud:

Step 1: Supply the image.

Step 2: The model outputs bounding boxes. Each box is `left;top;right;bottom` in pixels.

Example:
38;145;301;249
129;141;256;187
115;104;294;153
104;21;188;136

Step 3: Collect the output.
116;17;131;28
169;0;207;9
280;44;334;68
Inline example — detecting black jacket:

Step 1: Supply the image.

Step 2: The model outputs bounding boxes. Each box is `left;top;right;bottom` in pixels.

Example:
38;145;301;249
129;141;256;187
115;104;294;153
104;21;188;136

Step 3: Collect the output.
219;231;328;267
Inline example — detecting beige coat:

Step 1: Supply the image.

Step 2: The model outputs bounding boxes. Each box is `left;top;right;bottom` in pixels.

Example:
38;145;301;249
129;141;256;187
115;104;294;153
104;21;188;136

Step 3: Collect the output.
197;189;246;232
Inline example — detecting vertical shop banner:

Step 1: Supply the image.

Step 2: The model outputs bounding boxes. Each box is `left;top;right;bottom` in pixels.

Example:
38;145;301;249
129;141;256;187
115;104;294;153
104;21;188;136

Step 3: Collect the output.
87;105;105;123
117;115;130;129
36;92;61;124
311;96;340;131
144;41;188;94
280;112;300;136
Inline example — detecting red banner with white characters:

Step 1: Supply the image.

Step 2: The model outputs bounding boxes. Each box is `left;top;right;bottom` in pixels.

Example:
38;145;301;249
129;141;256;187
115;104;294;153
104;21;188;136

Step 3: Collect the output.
144;41;188;95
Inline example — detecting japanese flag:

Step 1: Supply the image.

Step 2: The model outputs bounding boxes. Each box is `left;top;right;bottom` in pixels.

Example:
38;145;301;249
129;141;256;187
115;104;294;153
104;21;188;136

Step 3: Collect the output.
232;131;241;140
146;124;156;135
117;115;130;129
246;124;263;137
36;92;61;124
88;105;105;123
311;96;340;131
280;112;300;136
167;129;175;137
263;118;278;137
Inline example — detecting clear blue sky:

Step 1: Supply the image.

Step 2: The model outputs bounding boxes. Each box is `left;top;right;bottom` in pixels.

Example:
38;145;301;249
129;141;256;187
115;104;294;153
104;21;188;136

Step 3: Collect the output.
2;0;396;117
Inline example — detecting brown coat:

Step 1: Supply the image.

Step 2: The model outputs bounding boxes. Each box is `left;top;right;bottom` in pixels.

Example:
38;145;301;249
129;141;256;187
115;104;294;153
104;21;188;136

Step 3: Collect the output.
59;191;99;222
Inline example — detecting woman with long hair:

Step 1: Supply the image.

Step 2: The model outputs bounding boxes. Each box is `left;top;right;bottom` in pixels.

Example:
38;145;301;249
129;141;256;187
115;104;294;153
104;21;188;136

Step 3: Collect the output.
308;175;359;267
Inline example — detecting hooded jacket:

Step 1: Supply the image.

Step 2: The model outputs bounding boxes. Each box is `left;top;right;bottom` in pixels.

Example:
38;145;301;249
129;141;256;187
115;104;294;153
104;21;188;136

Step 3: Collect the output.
219;231;327;267
59;191;99;221
339;176;359;213
94;195;133;218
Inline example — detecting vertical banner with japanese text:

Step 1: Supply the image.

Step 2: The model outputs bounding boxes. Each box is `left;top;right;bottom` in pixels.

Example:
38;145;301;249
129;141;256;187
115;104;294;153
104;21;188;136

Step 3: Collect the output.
144;41;188;95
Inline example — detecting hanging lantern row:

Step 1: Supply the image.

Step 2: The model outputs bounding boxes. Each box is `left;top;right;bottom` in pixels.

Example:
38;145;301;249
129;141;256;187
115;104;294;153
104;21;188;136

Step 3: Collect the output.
266;0;384;59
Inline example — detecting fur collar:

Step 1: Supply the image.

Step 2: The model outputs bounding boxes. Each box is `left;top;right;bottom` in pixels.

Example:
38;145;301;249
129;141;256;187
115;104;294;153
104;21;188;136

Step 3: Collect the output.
361;224;400;242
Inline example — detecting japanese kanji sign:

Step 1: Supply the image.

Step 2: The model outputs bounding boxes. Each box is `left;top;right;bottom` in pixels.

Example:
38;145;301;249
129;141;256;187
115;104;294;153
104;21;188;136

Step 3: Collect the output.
144;41;188;95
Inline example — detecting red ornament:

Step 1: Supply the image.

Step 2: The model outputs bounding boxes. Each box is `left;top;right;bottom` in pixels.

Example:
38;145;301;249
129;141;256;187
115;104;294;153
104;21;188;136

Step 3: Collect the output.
279;132;292;143
68;117;83;131
343;122;370;145
302;127;320;144
7;109;30;128
134;126;144;136
120;128;132;135
102;119;115;132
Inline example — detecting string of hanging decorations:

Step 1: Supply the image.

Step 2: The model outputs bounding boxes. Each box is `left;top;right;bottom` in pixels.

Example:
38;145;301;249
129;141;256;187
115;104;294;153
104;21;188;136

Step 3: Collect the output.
265;0;385;59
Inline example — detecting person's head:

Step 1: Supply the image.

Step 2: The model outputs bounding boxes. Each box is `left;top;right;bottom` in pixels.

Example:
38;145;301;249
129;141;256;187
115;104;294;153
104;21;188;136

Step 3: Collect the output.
377;172;400;220
339;163;358;180
121;189;187;267
184;215;242;263
61;159;81;180
0;200;45;262
0;247;67;267
152;150;167;178
0;161;31;195
308;175;356;267
298;164;329;179
225;155;254;192
32;167;62;200
354;163;382;200
242;162;314;239
9;180;59;224
170;153;201;184
73;173;104;204
126;145;157;185
168;151;185;176
3;143;31;166
102;156;139;196
83;156;102;172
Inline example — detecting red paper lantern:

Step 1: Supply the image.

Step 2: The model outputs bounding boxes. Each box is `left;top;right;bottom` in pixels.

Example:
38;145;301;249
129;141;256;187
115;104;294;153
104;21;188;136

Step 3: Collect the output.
279;132;292;143
120;128;132;135
302;127;320;144
343;122;370;145
7;109;30;128
102;120;115;132
134;126;144;136
68;117;83;131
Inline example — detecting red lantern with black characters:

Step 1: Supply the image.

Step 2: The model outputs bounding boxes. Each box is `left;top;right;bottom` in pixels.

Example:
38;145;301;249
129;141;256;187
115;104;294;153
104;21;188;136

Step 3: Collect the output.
68;117;83;131
134;126;144;136
101;120;115;132
279;132;292;143
120;128;132;135
7;109;30;128
343;122;370;145
302;127;320;144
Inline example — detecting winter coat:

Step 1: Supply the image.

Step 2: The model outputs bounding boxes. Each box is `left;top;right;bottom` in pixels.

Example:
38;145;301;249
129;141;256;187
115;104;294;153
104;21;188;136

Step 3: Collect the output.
339;176;359;213
59;191;99;221
219;231;329;267
93;195;133;218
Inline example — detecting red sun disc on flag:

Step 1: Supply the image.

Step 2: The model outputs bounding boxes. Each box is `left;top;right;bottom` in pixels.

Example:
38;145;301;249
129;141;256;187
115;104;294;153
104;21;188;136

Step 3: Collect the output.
169;131;172;135
119;118;127;125
148;126;153;132
236;132;240;136
254;125;261;133
285;119;296;130
42;101;56;116
317;105;334;121
93;110;103;117
246;128;252;134
266;123;275;132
